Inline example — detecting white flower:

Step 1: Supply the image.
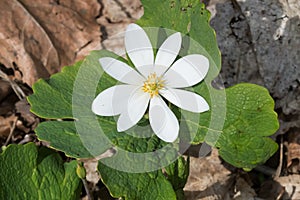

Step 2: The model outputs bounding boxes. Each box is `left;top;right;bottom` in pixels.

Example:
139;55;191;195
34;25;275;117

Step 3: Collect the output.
92;24;209;142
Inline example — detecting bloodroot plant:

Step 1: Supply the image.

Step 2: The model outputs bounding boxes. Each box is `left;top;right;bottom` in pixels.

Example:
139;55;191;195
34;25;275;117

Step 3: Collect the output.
0;1;279;200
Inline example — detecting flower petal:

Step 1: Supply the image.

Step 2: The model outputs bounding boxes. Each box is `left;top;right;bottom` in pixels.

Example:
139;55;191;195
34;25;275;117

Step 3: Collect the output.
160;88;209;113
92;85;138;116
163;54;209;88
155;32;182;72
125;24;154;75
99;57;144;85
117;88;150;131
149;96;179;142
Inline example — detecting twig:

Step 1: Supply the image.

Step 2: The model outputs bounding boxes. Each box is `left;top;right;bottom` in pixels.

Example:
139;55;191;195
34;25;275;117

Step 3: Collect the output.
4;118;17;146
254;135;284;177
82;178;93;200
275;186;285;200
274;135;284;178
0;69;26;100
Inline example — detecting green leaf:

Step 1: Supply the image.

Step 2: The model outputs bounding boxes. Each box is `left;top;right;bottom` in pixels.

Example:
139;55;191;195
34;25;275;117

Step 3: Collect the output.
27;8;278;200
35;121;92;158
137;0;221;69
138;0;199;34
28;0;222;163
27;63;80;119
28;51;118;119
138;0;225;147
28;50;119;158
98;162;177;200
137;0;279;170
28;50;178;171
188;84;279;169
217;84;279;169
0;143;81;199
189;5;221;71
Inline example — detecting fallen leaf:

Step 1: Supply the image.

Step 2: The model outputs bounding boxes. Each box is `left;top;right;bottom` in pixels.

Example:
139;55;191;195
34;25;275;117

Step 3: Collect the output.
96;0;143;53
287;130;300;173
276;175;300;200
0;0;101;86
0;79;12;103
0;115;17;138
184;149;233;200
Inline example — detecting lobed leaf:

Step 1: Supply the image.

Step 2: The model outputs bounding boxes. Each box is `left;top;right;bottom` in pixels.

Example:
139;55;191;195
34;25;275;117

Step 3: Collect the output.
0;143;81;199
27;1;279;199
217;84;279;169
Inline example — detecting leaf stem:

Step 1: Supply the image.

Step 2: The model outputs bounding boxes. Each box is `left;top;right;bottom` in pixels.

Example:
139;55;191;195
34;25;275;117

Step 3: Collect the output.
82;178;93;200
0;69;25;100
4;117;17;146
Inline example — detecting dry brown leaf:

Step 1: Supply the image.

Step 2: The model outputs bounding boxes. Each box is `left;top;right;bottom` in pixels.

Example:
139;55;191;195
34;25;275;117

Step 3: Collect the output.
184;149;233;200
0;0;101;86
287;130;300;173
0;115;17;138
259;174;300;199
0;79;12;103
276;175;300;200
287;143;300;171
97;0;143;53
0;116;11;137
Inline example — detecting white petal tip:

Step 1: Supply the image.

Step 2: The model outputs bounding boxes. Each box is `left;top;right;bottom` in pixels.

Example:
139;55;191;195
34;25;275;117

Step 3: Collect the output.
158;133;178;143
172;32;182;41
117;126;124;132
91;98;103;116
117;120;129;132
197;102;210;113
91;100;109;116
204;104;210;111
200;55;210;76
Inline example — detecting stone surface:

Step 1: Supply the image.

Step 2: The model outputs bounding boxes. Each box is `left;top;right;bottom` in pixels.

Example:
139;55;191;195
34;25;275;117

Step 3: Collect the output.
208;0;300;119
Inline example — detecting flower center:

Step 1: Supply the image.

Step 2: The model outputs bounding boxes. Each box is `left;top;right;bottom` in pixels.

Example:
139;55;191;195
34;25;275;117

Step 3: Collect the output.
142;73;165;98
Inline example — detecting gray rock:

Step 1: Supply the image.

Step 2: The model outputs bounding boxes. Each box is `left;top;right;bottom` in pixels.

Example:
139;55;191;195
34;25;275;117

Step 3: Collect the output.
208;0;300;125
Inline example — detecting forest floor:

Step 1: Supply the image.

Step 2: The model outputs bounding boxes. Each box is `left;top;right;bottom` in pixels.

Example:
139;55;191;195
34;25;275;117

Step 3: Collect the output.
0;0;299;199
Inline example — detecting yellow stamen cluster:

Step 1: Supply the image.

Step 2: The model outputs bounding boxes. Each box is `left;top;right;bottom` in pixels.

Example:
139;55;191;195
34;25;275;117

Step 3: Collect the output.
142;73;165;98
